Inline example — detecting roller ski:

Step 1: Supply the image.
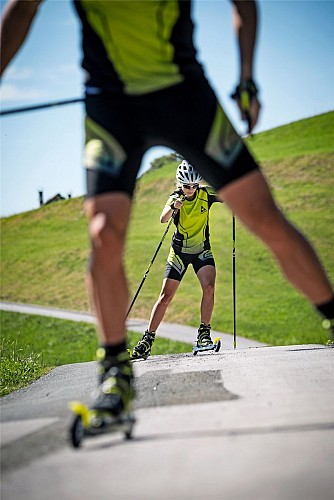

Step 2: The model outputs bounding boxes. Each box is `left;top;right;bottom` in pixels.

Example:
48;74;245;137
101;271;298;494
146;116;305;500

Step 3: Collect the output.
192;323;221;356
131;331;155;360
69;348;135;448
69;401;135;448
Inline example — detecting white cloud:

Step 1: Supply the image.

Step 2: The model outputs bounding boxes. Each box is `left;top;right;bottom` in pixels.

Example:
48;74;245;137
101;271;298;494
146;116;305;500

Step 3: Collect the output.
0;84;46;103
4;66;34;81
43;63;81;83
5;63;79;84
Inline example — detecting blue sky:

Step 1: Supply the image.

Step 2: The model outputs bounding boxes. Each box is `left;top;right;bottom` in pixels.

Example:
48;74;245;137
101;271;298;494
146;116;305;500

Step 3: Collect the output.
1;0;333;217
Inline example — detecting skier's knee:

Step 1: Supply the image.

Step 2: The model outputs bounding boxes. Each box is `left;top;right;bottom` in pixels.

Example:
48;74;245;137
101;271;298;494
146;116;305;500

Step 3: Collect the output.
159;291;174;306
89;212;126;251
203;282;215;298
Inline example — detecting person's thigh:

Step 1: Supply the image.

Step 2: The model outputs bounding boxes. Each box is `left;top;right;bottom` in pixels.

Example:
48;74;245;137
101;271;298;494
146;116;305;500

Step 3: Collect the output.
142;78;259;191
220;170;285;239
85;192;132;251
158;277;181;299
164;247;189;281
196;265;216;289
85;94;146;198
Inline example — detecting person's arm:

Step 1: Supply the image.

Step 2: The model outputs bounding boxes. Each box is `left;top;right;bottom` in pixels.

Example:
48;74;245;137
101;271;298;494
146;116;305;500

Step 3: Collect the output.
231;0;261;133
160;195;184;223
0;0;43;76
205;185;224;204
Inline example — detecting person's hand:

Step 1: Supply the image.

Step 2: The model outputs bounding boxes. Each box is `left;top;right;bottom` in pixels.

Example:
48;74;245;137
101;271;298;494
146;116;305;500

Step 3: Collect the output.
173;198;184;210
231;78;261;135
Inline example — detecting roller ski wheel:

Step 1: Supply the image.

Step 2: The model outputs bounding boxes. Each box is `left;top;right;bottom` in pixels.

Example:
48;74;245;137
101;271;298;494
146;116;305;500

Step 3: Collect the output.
192;337;221;356
68;401;135;448
70;414;84;448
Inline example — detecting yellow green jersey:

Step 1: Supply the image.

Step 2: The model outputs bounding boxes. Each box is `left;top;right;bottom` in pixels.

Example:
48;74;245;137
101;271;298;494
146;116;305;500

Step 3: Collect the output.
74;0;205;95
166;186;220;254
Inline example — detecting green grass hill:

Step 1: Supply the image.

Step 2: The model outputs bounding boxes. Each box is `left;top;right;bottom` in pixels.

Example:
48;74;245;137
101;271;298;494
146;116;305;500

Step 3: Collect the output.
1;111;333;346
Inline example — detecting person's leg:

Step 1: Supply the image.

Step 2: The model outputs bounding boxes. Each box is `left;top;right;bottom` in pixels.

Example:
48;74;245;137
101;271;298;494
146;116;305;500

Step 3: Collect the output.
143;78;334;338
220;170;333;306
131;278;180;359
131;245;186;359
195;265;216;347
85;192;135;413
196;265;216;325
148;278;180;331
85;192;131;344
84;91;146;346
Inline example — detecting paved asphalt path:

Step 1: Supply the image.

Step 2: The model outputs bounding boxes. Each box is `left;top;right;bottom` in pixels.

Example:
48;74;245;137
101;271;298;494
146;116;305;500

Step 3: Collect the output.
0;301;263;349
1;302;334;500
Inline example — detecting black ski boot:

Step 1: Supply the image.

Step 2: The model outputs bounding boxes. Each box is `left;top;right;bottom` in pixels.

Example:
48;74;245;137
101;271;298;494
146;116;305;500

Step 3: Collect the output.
132;331;155;360
197;323;213;347
91;348;135;416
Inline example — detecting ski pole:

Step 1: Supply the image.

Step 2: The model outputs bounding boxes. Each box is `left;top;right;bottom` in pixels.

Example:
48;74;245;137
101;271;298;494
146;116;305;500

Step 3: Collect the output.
232;214;237;349
126;200;183;319
0;97;84;116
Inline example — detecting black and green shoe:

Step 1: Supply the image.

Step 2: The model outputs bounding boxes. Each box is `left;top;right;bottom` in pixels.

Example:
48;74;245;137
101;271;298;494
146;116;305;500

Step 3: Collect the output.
132;331;155;360
197;323;213;347
91;348;135;416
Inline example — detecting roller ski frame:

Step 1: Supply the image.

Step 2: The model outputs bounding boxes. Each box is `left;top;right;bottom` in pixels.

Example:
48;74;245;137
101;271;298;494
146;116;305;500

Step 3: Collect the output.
128;349;149;361
192;336;221;356
68;401;135;448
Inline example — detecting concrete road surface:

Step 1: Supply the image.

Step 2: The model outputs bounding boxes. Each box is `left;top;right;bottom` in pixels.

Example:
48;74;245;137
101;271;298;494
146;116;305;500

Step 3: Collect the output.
1;339;333;500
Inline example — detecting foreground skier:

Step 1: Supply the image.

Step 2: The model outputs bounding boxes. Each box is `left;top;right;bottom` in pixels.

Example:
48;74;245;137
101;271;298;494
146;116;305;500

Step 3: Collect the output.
1;0;333;436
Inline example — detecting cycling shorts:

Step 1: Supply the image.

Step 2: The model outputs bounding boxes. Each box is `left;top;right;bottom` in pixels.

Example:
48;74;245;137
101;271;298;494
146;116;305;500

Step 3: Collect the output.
164;247;215;282
84;75;259;198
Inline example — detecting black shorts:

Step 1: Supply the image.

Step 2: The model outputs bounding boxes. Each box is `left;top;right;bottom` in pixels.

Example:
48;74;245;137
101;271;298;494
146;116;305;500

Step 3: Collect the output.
164;247;215;282
84;75;259;198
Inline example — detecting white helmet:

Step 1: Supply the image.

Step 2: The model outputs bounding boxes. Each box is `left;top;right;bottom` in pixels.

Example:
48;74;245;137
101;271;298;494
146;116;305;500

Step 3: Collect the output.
176;160;202;184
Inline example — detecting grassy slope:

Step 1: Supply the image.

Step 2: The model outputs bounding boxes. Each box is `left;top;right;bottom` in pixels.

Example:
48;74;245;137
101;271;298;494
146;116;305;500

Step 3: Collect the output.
1;111;333;345
247;112;334;161
0;311;192;396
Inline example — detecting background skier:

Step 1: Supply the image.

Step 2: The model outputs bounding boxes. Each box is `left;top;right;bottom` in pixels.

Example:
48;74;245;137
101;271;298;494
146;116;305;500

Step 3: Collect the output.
132;161;222;359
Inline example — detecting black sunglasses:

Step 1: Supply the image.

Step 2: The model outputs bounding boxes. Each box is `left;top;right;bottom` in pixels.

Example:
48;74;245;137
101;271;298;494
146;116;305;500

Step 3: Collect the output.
182;183;199;189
